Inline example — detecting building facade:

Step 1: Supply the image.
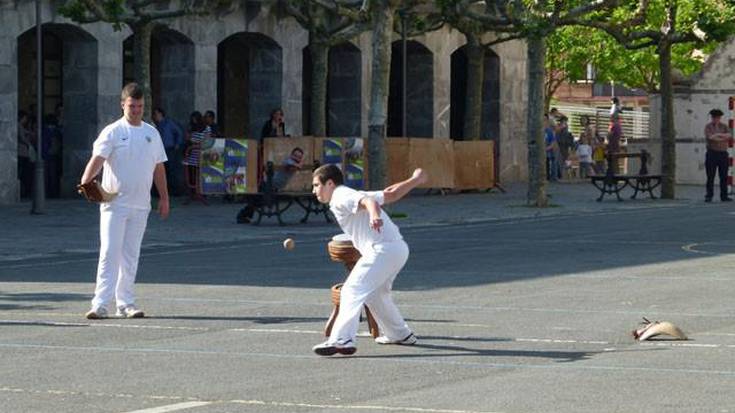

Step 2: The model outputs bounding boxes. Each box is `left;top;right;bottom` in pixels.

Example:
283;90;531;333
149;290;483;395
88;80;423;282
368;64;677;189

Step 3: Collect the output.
0;1;529;204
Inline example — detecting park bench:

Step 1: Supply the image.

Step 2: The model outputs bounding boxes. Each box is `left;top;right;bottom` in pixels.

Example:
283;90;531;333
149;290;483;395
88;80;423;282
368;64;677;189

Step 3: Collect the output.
589;150;662;201
250;161;331;225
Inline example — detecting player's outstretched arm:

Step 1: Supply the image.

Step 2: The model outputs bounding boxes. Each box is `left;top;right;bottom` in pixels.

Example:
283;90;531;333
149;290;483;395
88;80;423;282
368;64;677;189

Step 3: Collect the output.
383;168;428;205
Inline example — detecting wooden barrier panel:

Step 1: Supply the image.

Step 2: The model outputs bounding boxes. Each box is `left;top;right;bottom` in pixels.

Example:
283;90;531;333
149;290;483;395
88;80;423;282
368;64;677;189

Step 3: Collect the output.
386;138;410;184
453;140;495;190
408;138;455;189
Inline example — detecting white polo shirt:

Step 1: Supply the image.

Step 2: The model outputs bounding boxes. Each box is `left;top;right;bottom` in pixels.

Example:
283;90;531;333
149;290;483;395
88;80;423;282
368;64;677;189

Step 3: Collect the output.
92;117;167;210
329;185;403;255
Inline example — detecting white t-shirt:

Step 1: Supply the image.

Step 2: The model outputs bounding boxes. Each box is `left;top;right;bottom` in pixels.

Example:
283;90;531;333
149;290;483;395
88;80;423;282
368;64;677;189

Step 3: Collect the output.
577;144;592;163
92;117;167;210
329;185;403;255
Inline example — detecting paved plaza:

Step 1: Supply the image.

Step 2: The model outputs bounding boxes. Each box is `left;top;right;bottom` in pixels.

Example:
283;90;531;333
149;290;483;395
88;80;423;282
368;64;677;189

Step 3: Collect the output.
1;183;734;412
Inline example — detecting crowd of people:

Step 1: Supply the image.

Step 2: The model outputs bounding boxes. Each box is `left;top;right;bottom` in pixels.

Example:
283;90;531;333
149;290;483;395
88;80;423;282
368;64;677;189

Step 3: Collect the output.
544;97;624;181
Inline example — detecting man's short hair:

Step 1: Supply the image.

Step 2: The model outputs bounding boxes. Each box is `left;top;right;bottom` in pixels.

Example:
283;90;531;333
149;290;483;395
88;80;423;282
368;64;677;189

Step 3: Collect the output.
205;110;216;119
153;107;165;116
121;83;144;101
313;164;343;186
291;147;304;155
710;109;724;118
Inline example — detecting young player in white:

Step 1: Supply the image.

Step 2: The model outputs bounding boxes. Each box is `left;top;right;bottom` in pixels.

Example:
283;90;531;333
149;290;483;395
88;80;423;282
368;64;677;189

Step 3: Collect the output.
311;164;427;356
80;83;169;319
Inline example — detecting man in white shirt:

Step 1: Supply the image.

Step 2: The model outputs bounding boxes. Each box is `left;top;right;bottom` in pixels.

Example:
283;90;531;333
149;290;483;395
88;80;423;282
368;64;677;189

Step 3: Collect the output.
311;164;427;356
80;83;169;319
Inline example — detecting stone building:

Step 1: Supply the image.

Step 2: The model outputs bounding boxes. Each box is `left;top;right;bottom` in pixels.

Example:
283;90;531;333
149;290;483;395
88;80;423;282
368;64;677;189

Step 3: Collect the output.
648;37;735;185
0;1;529;204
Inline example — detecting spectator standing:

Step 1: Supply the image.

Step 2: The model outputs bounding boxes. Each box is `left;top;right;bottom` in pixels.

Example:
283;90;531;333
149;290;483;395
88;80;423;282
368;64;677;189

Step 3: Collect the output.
153;107;184;194
17;110;35;199
204;110;220;137
182;111;210;203
261;108;286;140
704;108;732;202
544;115;559;182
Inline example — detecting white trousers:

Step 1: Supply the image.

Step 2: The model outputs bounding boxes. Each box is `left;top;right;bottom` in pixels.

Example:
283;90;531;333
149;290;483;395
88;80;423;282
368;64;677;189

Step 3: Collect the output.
330;239;411;344
91;203;149;310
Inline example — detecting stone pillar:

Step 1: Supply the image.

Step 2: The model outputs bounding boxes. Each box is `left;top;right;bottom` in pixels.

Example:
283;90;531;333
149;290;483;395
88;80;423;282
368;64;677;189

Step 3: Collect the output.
60;33;100;196
193;42;217;128
0;34;18;203
277;31;305;137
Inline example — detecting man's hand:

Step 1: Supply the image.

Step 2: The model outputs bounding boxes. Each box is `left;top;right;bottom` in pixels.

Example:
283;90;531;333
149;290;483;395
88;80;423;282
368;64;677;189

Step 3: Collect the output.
158;198;170;220
412;168;428;185
369;216;383;233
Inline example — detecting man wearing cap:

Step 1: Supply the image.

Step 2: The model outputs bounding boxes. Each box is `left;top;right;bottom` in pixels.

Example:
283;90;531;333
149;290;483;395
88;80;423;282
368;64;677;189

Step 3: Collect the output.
704;108;732;202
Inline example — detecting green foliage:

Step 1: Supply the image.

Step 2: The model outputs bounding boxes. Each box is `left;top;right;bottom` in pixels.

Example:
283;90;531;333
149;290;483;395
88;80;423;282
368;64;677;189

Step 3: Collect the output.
547;0;735;93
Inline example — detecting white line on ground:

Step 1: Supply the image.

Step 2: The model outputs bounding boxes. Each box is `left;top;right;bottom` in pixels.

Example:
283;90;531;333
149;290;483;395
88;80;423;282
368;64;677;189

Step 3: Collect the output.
2;342;735;376
0;386;500;413
119;401;212;413
4;318;731;347
229;399;501;412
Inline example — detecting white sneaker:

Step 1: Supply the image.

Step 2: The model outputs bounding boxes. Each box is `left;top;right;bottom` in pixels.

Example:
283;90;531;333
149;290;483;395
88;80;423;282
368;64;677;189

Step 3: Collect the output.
375;332;417;345
116;305;145;318
312;339;357;356
85;306;108;320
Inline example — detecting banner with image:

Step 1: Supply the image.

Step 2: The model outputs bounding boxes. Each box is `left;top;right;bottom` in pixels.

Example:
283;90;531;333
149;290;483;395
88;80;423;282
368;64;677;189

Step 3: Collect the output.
200;138;249;194
322;138;343;169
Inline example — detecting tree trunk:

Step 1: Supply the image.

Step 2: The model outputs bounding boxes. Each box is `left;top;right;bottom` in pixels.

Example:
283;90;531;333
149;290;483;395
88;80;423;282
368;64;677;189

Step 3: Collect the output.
658;39;676;199
131;21;153;121
367;3;393;190
309;41;329;137
463;35;484;141
525;36;548;207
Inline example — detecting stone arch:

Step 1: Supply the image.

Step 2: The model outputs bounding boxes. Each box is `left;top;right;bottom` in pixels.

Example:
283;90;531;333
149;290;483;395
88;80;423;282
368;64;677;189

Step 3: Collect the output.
217;32;282;139
17;23;98;198
302;42;362;136
122;27;195;128
450;45;501;141
388;40;434;138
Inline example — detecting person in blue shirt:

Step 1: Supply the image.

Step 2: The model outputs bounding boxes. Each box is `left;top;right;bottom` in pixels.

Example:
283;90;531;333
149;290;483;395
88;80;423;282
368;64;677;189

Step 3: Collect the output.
544;114;559;182
153;107;184;193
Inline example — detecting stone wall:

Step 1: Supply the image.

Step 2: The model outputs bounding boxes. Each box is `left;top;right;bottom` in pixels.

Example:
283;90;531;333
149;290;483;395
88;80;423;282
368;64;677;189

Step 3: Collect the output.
0;1;530;204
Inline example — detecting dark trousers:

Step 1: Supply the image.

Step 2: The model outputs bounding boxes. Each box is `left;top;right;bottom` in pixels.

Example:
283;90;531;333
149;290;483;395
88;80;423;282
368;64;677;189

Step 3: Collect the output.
705;149;729;200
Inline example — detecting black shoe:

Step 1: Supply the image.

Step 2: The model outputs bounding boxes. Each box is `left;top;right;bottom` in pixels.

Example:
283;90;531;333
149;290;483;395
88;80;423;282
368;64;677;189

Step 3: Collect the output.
722;197;733;202
705;197;712;203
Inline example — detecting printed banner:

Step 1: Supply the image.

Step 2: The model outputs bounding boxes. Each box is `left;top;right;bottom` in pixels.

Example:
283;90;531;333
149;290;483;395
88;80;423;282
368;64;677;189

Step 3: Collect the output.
322;138;343;169
224;139;248;194
200;138;249;194
345;157;365;189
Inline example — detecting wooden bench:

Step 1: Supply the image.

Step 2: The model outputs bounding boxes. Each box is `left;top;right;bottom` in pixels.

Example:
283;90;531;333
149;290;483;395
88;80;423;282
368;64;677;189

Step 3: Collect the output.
249;161;331;225
589;150;662;202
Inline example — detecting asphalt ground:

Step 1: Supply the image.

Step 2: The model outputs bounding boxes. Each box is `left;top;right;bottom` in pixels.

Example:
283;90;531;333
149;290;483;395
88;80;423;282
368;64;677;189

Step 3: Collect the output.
1;199;735;412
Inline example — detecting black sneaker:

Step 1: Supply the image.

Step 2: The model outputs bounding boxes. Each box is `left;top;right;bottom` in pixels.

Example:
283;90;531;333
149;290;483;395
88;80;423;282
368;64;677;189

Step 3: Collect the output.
705;197;713;203
312;339;357;356
722;197;733;202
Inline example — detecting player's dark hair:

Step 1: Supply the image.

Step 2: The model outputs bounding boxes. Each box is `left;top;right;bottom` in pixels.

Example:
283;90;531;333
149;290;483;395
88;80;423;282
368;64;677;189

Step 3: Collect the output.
313;164;343;186
121;83;144;101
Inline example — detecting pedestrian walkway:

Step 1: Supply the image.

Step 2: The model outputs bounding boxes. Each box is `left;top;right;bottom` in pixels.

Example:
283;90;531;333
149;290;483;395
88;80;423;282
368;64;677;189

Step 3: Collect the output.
0;183;707;263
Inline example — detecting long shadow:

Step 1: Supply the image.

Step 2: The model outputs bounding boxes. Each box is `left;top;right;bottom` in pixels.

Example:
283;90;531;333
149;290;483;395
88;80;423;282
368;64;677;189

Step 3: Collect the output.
356;342;597;363
0;320;88;328
0;292;89;302
152;315;324;324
